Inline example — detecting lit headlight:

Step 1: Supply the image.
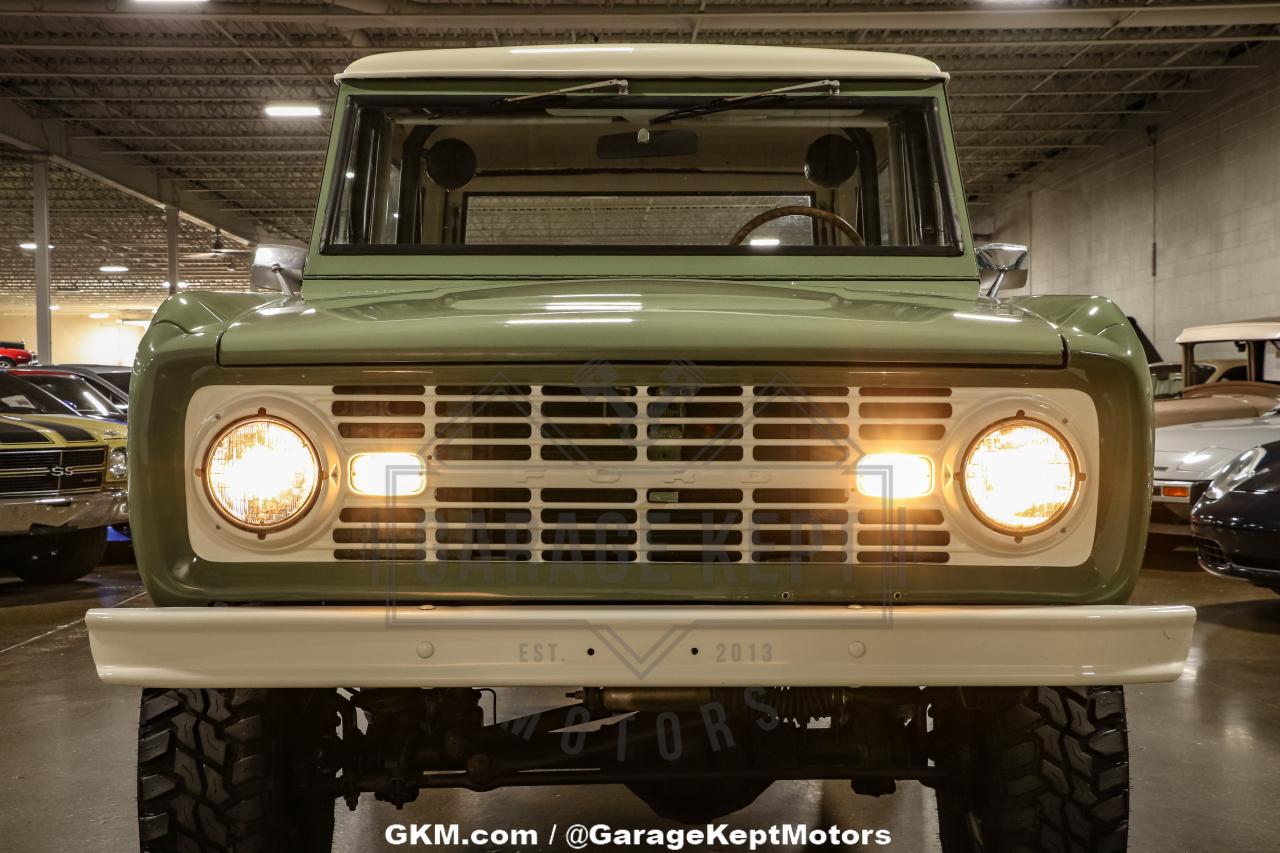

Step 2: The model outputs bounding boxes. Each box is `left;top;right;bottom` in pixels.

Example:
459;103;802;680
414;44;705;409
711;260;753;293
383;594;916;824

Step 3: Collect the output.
856;453;933;499
961;418;1080;535
350;452;427;497
108;447;128;480
203;416;321;531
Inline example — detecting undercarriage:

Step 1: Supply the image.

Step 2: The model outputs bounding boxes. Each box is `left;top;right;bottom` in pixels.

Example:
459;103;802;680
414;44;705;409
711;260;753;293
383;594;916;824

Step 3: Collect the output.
136;681;1132;851
332;685;938;808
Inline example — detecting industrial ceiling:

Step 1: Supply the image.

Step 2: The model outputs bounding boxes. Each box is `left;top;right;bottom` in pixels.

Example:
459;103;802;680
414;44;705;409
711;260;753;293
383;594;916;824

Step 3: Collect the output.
1;0;1277;306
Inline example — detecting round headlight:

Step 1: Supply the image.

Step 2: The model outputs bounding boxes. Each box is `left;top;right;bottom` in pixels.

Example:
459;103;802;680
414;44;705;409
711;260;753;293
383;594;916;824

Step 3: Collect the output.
203;415;321;532
108;447;128;480
961;418;1080;535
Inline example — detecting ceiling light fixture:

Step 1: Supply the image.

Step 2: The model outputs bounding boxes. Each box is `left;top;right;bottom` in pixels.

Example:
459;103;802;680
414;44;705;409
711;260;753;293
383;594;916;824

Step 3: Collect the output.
264;102;322;118
89;313;110;319
19;241;53;250
100;264;129;273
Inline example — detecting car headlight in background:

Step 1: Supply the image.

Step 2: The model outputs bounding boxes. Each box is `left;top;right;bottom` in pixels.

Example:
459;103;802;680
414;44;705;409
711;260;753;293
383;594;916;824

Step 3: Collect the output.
855;453;933;499
203;415;321;531
350;452;427;497
108;447;128;480
1204;446;1266;501
962;418;1080;535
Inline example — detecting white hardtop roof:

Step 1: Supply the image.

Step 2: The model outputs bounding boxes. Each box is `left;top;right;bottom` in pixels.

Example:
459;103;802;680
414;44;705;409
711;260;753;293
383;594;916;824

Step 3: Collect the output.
1177;319;1280;344
338;44;946;83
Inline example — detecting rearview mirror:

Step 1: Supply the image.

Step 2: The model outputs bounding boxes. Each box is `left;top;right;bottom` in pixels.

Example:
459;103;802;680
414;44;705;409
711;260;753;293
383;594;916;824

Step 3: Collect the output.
250;244;306;295
597;129;698;160
975;242;1029;297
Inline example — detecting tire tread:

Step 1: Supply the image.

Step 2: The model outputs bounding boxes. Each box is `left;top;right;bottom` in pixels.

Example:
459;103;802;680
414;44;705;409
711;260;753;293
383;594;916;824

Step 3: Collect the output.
136;688;335;853
937;686;1129;853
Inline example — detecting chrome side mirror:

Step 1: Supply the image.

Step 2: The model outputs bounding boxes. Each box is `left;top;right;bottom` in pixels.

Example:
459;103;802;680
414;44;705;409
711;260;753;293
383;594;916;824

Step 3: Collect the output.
976;242;1029;297
250;244;307;295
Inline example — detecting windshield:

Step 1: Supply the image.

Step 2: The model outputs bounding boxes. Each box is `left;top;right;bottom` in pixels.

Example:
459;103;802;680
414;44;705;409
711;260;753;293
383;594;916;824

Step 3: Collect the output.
0;374;75;415
1151;363;1215;399
324;94;959;255
1182;341;1280;386
19;375;119;418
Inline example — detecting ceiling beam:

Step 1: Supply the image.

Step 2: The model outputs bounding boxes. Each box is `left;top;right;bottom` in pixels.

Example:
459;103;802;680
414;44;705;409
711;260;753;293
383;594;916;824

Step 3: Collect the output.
0;100;260;242
3;64;1260;82
2;2;1279;31
3;35;1279;55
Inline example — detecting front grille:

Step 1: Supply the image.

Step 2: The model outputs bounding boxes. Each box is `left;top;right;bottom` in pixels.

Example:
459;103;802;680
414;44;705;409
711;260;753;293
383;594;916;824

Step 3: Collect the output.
1195;537;1229;569
0;446;106;497
329;383;954;565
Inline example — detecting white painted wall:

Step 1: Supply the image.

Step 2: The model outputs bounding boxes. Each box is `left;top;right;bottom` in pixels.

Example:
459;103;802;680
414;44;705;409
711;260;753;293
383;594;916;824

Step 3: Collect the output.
0;312;147;365
991;49;1280;361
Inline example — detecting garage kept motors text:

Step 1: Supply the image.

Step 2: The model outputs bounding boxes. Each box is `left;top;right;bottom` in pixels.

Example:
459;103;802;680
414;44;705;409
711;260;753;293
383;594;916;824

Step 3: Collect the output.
384;822;892;848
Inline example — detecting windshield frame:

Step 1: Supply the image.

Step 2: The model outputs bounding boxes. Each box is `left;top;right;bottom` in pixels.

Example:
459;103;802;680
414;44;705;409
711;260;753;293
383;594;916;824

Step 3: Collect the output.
317;89;966;259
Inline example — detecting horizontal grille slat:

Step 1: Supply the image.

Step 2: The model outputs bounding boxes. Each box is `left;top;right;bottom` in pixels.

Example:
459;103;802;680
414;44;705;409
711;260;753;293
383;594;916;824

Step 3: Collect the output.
332;400;426;417
326;381;958;565
858;402;953;419
334;548;427;561
856;529;952;547
857;551;951;564
333;384;425;396
338;423;425;439
858;509;945;526
339;507;427;524
859;386;952;398
859;424;946;441
333;527;427;544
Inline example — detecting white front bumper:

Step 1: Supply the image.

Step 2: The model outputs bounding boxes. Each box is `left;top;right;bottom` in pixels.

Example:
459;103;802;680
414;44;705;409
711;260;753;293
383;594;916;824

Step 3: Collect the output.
87;604;1196;689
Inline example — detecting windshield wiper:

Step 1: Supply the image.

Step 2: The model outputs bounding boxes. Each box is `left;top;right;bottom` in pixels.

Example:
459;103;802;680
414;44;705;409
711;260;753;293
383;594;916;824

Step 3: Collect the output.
650;79;840;125
501;78;630;104
425;78;631;120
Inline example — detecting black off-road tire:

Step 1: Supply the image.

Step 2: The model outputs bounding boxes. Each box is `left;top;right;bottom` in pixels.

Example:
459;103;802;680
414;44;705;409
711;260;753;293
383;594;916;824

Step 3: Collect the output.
3;526;107;583
933;686;1129;853
137;688;339;852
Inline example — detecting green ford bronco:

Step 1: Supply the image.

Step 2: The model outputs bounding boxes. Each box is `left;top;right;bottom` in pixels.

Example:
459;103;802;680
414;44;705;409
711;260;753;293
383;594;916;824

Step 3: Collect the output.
88;44;1195;852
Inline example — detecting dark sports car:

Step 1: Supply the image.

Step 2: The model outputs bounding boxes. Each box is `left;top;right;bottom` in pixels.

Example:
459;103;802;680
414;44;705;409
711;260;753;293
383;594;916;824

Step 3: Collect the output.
1191;440;1280;593
7;367;127;423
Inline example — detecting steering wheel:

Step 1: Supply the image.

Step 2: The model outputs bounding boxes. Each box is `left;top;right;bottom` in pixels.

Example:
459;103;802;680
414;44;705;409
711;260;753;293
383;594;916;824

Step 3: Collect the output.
729;205;864;247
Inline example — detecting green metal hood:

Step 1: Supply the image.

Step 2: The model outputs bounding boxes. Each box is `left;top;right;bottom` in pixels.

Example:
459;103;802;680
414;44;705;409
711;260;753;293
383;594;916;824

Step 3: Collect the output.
214;279;1067;367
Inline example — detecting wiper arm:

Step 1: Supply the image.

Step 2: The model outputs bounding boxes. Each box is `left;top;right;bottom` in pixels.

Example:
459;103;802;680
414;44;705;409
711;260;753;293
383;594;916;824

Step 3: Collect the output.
501;78;630;104
426;79;631;120
650;79;840;125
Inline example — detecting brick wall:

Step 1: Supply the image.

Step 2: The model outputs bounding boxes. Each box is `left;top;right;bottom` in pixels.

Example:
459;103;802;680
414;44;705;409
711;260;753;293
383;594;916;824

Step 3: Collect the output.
989;47;1280;361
